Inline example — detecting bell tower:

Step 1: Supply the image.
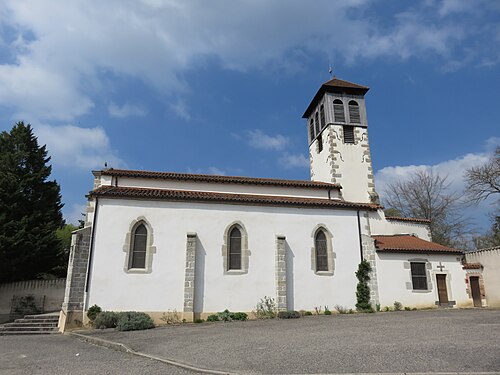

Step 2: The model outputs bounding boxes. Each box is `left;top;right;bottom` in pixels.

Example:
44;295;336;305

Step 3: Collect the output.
303;78;378;204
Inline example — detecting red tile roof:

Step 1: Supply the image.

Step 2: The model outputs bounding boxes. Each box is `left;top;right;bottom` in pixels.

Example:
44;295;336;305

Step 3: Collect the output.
386;216;431;224
89;185;381;210
303;77;370;118
462;263;482;270
373;235;462;254
97;168;341;190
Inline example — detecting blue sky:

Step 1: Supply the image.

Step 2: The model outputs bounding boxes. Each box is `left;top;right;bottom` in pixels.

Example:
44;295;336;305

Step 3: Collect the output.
0;0;498;234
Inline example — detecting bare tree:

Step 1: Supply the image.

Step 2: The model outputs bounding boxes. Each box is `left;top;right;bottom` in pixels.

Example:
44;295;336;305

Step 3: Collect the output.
464;147;500;204
383;169;471;248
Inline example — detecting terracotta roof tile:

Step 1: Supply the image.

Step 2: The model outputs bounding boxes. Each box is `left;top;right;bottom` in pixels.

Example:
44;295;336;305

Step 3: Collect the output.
462;263;482;270
303;77;370;118
373;235;462;254
385;216;431;224
89;186;381;210
97;168;341;190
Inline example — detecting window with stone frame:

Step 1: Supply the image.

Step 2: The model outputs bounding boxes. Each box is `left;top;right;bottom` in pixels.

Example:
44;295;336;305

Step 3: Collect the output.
129;223;147;269
333;99;345;123
410;262;427;290
315;230;328;272
228;226;242;270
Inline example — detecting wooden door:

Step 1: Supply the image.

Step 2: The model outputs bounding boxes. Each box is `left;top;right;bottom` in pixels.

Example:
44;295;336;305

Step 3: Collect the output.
436;274;448;305
470;276;482;307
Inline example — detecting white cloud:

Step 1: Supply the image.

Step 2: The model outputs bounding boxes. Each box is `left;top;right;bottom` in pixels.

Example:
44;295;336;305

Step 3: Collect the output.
63;203;86;226
279;153;310;169
246;130;289;151
108;102;147;118
1;1;497;121
35;123;124;170
168;98;191;122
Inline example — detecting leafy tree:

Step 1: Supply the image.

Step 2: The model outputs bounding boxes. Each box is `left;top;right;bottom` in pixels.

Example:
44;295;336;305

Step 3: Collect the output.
383;170;470;248
0;122;64;283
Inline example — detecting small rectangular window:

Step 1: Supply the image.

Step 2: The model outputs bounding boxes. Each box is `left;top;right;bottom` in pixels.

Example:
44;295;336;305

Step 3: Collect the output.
343;126;355;144
320;105;326;130
317;134;323;152
411;262;427;290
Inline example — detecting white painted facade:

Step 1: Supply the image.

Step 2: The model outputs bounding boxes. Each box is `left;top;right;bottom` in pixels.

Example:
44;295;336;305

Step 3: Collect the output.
368;211;431;240
376;252;469;308
465;247;500;307
87;198;362;313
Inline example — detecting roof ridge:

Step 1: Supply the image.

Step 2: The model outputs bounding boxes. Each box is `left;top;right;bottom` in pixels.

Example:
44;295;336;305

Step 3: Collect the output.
95;168;341;189
89;185;381;210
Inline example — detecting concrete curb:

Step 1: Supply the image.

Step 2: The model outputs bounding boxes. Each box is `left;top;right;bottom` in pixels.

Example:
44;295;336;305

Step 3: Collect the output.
68;332;236;375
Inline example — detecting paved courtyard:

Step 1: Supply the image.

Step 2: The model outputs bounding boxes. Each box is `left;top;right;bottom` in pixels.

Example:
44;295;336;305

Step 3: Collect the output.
78;308;500;374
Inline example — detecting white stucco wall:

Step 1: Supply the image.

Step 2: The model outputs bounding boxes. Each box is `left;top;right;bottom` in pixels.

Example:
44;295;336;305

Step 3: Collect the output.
87;198;364;314
376;252;469;308
368;211;431;241
310;125;373;203
465;247;500;307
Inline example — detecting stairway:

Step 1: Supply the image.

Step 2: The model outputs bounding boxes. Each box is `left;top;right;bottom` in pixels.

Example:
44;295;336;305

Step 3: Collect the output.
0;313;59;335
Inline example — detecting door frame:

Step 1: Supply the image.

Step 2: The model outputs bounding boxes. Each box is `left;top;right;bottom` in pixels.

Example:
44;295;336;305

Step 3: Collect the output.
436;273;449;306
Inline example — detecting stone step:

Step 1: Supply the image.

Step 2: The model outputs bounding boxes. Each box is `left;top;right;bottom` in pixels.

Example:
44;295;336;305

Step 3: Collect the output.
23;314;59;320
1;326;59;332
4;322;57;327
14;318;58;324
0;330;59;336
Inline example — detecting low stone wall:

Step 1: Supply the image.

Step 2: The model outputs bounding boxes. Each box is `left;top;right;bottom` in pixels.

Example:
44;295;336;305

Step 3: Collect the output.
0;278;66;323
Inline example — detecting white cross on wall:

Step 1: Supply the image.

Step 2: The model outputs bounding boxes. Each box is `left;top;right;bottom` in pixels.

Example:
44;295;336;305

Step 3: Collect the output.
436;262;445;271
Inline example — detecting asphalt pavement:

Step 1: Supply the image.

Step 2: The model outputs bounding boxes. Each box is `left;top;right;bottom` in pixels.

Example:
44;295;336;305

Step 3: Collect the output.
0;334;196;375
77;308;500;374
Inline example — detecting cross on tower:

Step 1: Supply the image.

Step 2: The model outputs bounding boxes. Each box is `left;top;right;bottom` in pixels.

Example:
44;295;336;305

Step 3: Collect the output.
436;262;445;272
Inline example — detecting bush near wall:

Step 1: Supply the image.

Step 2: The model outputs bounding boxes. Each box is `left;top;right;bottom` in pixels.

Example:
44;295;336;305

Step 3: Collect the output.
116;311;155;331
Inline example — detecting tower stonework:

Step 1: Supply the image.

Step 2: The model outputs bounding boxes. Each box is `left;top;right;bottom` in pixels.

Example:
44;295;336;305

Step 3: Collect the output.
303;78;378;204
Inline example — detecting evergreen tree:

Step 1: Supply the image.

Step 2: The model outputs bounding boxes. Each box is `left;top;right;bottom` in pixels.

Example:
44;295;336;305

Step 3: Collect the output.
355;259;373;312
0;122;64;282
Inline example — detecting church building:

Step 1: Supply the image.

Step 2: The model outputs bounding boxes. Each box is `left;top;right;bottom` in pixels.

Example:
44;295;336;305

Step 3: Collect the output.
59;78;473;329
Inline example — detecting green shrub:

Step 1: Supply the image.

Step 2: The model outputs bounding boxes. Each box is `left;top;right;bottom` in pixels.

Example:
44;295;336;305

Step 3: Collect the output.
347;309;354;314
383;306;391;312
254;296;277;319
93;311;118;329
217;309;232;322
376;303;381;312
324;306;332;315
304;311;313;316
206;314;219;322
278;310;301;319
404;306;411;311
393;301;403;311
230;312;248;321
87;304;102;323
116;312;155;331
194;319;204;323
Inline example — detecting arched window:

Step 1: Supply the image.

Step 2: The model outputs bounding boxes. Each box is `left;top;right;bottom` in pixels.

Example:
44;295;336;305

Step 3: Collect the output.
314;111;320;134
129;223;147;269
320;104;326;130
229;227;242;270
348;100;361;124
309;119;315;141
315;230;328;272
333;99;345;123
